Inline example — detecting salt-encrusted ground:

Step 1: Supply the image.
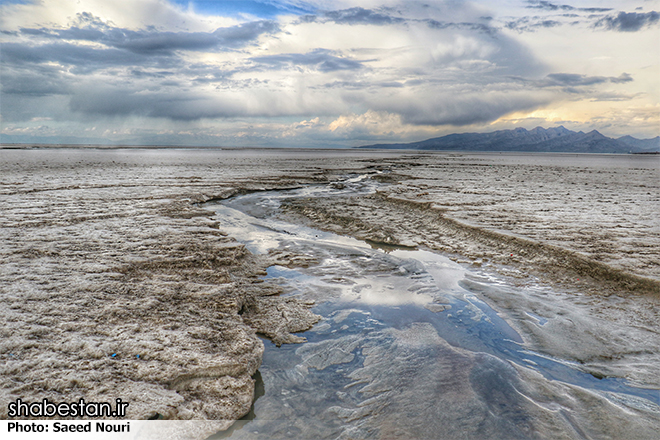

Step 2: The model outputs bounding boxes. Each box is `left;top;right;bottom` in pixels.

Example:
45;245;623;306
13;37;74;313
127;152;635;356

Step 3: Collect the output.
284;152;660;286
279;152;660;389
1;148;658;439
0;149;363;434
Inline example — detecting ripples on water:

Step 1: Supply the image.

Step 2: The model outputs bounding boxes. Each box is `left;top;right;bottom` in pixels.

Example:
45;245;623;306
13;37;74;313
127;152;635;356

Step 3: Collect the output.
205;175;660;440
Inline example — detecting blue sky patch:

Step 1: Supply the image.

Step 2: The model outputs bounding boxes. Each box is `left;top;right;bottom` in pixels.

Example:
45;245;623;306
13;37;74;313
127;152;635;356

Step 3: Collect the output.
169;0;314;18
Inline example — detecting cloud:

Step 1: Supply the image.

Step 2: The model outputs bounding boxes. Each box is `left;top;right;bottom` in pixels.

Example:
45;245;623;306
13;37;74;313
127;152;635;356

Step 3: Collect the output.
544;72;633;86
328;110;403;135
323;7;406;25
368;89;553;127
298;7;406;26
505;18;562;32
503;1;621;32
506;72;635;96
526;1;574;11
1;13;283;103
298;5;497;35
1;42;175;72
590;91;642;102
18;16;281;55
66;87;244;120
0;1;549;129
0;66;72;96
0;0;241;34
284;110;441;145
62;79;350;121
595;11;660;32
318;80;404;89
1;0;656;144
525;1;612;13
423;19;496;35
251;49;364;72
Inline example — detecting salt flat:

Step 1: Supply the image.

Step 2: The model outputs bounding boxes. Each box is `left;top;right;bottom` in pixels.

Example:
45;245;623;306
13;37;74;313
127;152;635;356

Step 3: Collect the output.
1;148;658;439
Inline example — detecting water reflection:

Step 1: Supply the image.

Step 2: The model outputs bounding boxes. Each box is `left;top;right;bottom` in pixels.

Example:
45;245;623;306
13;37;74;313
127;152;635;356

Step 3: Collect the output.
204;176;660;439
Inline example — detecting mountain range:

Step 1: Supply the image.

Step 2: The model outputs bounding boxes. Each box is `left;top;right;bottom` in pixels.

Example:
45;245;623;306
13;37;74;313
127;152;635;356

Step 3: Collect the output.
359;126;660;154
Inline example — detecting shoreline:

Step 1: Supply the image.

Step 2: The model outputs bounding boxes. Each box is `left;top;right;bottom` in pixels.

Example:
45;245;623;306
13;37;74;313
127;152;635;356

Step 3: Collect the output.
3;144;660;156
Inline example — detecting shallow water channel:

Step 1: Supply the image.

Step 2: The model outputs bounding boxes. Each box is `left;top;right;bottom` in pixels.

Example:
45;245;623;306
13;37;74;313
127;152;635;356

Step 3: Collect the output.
205;175;659;439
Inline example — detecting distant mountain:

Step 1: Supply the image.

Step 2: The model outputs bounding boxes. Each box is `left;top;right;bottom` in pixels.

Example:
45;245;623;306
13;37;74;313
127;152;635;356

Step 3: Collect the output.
617;135;660;152
359;126;659;154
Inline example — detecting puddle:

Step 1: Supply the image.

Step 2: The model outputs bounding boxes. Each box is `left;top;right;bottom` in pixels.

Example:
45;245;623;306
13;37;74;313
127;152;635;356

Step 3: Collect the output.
204;174;660;439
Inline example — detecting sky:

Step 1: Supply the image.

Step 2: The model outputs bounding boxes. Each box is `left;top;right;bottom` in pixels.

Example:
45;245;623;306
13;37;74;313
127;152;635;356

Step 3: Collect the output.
0;0;658;147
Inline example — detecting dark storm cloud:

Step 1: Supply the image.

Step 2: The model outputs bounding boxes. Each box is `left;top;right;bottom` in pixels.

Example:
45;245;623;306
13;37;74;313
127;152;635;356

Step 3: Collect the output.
525;1;612;13
18;18;280;55
594;11;660;32
64;84;316;121
251;49;364;72
105;30;227;54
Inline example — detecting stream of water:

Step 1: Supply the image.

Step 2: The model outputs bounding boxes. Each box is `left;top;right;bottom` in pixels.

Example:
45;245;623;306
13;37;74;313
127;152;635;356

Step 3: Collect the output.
204;174;659;439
